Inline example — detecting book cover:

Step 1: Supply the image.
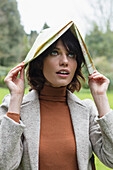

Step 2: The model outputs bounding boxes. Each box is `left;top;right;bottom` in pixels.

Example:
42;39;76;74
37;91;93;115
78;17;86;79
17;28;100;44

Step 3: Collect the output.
24;21;95;74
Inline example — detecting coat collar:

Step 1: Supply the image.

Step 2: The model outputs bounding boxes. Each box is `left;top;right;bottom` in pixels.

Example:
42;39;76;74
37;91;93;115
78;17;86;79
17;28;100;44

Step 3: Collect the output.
21;90;90;170
67;90;87;107
22;89;87;107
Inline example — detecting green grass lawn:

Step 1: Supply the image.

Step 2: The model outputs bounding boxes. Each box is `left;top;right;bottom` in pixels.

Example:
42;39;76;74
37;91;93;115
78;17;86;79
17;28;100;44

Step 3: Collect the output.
0;87;113;170
0;87;29;104
0;87;9;104
75;88;113;109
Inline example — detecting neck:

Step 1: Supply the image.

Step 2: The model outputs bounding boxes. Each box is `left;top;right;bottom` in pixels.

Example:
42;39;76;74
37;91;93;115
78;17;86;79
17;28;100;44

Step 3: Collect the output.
39;84;67;102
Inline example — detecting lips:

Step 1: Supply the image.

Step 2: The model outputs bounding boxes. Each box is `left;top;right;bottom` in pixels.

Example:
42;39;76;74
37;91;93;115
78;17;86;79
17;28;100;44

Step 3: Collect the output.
56;69;70;75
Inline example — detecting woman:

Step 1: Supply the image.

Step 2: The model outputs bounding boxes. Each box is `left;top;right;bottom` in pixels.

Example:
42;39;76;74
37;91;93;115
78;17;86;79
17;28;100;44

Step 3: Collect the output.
0;28;113;170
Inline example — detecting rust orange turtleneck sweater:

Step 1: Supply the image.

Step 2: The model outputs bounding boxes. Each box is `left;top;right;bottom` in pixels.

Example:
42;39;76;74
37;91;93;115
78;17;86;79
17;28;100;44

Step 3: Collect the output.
39;85;78;170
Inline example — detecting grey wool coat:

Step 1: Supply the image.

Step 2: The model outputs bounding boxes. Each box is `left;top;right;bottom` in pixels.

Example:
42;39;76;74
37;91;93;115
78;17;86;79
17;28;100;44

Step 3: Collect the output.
0;90;113;170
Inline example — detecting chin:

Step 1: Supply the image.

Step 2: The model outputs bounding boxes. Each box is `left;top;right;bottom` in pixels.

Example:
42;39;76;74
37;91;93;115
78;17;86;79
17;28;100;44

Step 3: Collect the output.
51;81;70;87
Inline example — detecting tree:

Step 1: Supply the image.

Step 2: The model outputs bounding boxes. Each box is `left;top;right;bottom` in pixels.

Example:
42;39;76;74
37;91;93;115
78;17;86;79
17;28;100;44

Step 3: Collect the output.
0;0;10;65
0;0;26;66
88;0;113;32
28;31;38;47
85;23;113;60
42;22;50;30
85;22;113;90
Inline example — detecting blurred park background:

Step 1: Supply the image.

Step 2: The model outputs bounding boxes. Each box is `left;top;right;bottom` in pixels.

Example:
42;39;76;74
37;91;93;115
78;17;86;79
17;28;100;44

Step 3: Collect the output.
0;0;113;169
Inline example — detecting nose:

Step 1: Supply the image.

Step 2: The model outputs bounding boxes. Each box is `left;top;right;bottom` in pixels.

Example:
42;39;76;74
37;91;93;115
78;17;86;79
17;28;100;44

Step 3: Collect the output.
59;53;68;66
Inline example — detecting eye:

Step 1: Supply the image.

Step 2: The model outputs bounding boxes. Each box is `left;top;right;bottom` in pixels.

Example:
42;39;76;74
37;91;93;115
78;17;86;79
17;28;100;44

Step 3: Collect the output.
68;52;75;58
50;50;59;56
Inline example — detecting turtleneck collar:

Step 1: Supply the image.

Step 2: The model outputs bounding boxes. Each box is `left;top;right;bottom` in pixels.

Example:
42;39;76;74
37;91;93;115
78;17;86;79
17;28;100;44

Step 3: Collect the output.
39;85;67;102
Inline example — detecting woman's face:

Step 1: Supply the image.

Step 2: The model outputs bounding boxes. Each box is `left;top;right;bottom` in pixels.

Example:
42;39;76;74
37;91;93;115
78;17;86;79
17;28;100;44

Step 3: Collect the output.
43;39;77;87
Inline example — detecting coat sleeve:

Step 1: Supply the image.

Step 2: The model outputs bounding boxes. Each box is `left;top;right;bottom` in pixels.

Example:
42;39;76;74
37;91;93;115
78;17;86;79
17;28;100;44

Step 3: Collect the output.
0;95;25;170
88;99;113;169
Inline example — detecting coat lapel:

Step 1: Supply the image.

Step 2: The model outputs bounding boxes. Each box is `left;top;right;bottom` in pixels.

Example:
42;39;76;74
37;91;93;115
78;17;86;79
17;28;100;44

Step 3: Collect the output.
20;90;40;170
67;91;90;170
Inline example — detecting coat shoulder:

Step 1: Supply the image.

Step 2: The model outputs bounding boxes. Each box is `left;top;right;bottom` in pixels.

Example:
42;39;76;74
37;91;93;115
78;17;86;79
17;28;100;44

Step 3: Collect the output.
67;90;98;116
67;90;94;107
22;90;39;104
0;90;39;109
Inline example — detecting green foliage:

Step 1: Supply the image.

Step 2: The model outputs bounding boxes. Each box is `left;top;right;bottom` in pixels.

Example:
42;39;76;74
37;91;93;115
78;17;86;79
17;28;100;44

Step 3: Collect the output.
0;0;50;68
88;0;113;32
0;87;29;104
75;88;113;110
85;23;113;60
0;65;29;88
42;22;50;30
85;23;113;90
0;87;9;103
27;31;38;48
93;56;113;90
0;0;46;67
0;66;11;87
0;0;27;66
81;65;89;89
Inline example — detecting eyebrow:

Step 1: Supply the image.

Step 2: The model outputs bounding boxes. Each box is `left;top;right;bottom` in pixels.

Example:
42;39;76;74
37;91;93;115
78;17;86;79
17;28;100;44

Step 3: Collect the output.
53;47;60;50
53;47;75;54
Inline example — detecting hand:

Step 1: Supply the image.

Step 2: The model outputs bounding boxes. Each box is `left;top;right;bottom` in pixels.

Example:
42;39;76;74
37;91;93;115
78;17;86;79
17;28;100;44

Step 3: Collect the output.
4;62;25;113
88;70;110;96
88;70;110;116
4;62;25;98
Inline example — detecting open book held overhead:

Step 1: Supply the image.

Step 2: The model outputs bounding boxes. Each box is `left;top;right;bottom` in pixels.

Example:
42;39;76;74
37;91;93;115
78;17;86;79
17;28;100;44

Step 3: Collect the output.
24;21;95;75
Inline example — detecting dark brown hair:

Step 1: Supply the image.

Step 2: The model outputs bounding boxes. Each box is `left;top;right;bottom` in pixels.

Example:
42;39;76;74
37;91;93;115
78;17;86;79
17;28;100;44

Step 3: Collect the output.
26;29;85;93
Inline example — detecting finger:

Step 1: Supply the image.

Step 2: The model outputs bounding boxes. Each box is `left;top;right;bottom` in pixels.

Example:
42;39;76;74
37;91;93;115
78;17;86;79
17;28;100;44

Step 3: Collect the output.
10;67;22;76
91;73;107;80
5;67;22;82
16;61;25;69
89;70;97;76
88;72;103;79
89;73;110;85
10;62;24;72
91;74;103;79
20;67;25;80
